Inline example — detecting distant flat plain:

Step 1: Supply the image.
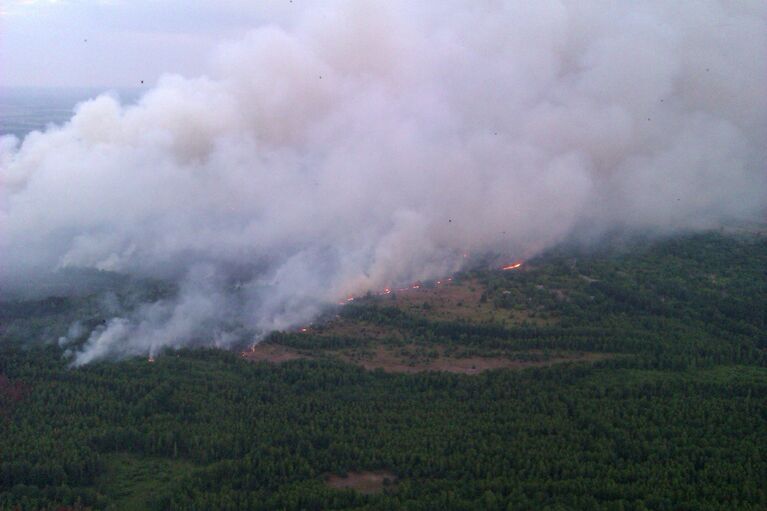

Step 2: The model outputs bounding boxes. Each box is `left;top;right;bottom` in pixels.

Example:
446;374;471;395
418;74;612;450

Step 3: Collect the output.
0;86;144;139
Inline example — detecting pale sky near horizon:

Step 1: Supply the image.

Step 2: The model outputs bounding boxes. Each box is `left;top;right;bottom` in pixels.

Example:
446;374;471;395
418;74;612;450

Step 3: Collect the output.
0;0;302;88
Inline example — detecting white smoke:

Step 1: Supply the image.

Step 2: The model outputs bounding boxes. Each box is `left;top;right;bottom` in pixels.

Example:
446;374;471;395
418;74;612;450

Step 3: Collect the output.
1;0;765;363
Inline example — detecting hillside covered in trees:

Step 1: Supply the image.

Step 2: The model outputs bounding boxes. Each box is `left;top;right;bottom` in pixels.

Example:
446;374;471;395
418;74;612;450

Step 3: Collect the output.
1;232;766;510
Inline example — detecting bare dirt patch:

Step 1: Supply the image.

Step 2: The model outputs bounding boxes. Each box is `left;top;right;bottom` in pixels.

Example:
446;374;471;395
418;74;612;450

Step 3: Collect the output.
389;280;489;321
325;471;397;494
305;279;553;343
373;279;555;326
335;345;612;374
241;340;612;374
0;374;28;418
240;343;309;364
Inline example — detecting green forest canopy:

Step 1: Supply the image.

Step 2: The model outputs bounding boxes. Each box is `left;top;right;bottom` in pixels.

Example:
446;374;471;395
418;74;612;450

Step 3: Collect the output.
0;232;765;510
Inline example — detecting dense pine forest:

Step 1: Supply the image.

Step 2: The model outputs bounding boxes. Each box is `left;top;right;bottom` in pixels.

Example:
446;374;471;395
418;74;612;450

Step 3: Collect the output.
1;232;766;510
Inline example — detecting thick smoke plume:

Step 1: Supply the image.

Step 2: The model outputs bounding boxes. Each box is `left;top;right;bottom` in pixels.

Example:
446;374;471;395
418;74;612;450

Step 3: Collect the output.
1;1;766;364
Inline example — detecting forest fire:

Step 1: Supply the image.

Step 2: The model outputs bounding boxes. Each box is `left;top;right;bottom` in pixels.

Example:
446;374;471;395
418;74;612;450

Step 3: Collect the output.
240;344;257;357
333;259;517;310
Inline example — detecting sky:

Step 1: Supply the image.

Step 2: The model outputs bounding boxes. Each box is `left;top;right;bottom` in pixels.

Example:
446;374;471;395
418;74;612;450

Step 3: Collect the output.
0;0;301;88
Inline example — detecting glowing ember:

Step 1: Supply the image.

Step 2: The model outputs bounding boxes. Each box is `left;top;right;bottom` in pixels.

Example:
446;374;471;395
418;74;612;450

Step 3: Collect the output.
501;261;523;271
147;355;155;363
299;328;308;333
336;273;455;307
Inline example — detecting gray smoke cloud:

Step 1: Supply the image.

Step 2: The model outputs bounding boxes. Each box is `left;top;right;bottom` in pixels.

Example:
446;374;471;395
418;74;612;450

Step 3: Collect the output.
1;1;766;364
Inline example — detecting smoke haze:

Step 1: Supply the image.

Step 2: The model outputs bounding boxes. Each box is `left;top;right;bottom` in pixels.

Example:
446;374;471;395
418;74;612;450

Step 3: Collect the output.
1;1;766;364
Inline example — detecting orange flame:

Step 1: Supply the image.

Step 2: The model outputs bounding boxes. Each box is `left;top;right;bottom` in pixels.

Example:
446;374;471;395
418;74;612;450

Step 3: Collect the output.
501;261;523;271
336;271;458;307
